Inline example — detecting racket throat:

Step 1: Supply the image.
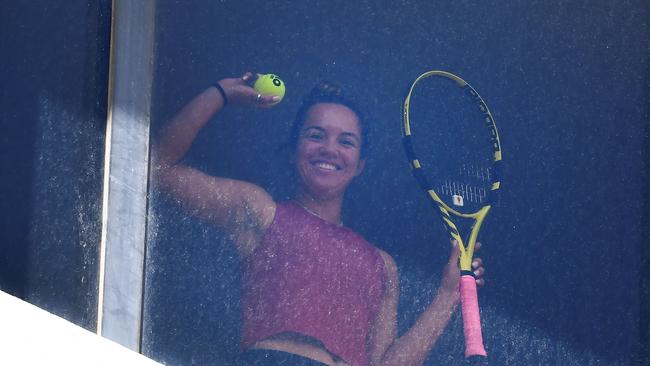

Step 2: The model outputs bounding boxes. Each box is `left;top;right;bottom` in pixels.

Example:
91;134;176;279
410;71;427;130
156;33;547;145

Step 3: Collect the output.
461;270;477;278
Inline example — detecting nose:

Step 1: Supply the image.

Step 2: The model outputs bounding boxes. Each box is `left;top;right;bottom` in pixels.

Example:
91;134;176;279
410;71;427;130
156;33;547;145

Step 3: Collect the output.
318;137;338;157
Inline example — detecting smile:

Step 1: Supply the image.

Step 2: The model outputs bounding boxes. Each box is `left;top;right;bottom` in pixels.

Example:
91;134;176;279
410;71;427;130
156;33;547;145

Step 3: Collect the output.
313;161;340;171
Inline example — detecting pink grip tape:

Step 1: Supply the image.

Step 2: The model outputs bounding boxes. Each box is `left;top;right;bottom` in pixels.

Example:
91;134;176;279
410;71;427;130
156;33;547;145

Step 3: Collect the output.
460;275;487;357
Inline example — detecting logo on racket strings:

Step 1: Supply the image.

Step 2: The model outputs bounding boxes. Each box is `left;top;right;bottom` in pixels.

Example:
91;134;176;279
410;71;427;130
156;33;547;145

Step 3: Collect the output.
452;195;464;206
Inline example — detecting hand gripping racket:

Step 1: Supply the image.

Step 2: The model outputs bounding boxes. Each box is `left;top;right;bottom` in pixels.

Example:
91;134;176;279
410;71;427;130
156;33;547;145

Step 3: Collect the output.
402;70;502;363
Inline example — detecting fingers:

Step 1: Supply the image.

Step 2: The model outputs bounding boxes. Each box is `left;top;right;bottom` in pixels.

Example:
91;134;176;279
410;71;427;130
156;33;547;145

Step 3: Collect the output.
471;242;484;287
217;72;278;108
450;239;460;254
253;93;281;108
439;240;461;295
238;71;280;108
241;72;255;83
447;239;486;287
472;263;484;278
472;257;485;287
448;239;461;266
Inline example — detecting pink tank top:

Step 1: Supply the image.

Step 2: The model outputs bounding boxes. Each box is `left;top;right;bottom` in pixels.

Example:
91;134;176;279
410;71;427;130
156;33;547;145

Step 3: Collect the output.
240;202;386;366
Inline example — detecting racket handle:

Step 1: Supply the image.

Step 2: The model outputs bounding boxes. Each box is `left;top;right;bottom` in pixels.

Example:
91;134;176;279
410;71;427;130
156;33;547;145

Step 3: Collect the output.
460;274;487;358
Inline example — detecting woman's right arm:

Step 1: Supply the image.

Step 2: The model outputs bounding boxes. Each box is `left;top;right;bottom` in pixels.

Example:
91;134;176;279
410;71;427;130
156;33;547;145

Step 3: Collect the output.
154;73;279;258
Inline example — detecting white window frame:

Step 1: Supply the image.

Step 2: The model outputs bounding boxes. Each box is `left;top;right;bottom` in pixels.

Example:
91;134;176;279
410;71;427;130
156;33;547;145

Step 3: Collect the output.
97;0;157;352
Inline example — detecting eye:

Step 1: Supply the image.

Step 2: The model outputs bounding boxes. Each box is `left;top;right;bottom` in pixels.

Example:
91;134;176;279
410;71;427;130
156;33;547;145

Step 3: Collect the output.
304;131;324;140
340;139;356;147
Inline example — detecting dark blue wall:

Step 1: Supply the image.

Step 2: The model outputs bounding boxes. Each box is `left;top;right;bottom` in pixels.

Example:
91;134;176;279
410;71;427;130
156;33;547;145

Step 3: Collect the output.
146;1;648;364
0;1;110;330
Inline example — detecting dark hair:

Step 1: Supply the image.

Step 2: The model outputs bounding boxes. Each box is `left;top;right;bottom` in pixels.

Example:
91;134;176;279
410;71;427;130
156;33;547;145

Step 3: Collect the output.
289;82;369;158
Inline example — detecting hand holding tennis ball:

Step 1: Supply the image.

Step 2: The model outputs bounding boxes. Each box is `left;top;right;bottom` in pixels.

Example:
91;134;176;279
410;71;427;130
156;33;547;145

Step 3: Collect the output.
254;74;285;105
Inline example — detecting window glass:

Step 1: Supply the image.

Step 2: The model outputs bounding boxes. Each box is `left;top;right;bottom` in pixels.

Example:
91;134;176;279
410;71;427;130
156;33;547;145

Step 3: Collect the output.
144;1;649;364
0;1;110;331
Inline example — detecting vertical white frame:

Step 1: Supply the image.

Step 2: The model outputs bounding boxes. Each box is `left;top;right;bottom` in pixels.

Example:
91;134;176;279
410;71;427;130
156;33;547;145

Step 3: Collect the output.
97;0;156;351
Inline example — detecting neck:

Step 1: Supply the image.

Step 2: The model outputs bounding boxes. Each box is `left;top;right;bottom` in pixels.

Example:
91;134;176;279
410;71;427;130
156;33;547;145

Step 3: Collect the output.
294;188;344;226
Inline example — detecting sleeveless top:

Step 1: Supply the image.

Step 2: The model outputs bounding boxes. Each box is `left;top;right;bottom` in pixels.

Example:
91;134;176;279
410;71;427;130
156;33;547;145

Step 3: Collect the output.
240;202;386;366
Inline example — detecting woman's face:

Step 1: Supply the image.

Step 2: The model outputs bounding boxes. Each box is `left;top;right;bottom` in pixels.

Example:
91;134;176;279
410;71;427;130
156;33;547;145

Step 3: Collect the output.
294;103;366;200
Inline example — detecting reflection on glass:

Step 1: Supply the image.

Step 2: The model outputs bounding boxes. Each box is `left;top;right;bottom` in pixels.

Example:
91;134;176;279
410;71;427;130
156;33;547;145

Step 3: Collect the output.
144;2;646;365
0;1;109;332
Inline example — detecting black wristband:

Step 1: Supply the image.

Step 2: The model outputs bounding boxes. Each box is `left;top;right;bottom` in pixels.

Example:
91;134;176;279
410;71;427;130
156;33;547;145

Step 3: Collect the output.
212;82;228;105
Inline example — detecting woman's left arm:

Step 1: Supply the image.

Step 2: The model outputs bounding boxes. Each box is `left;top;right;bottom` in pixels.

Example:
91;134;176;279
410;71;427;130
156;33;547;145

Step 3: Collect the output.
368;242;485;366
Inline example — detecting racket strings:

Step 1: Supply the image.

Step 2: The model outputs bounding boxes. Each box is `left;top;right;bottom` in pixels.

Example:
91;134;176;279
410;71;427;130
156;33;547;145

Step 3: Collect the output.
440;163;493;206
440;180;487;206
407;78;496;214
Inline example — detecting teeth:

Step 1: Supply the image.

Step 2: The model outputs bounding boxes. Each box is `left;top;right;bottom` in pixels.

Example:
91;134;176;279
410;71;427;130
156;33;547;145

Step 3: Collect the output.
315;162;337;170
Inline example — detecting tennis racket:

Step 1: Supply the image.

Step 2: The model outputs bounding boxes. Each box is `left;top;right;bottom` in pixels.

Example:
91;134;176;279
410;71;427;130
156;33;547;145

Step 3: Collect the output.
401;70;502;363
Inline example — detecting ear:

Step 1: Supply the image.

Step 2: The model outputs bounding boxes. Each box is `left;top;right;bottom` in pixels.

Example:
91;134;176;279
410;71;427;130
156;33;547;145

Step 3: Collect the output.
354;158;366;176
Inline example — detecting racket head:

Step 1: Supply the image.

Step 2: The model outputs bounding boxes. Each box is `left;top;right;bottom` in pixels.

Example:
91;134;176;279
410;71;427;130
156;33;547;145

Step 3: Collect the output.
402;70;502;268
403;70;494;360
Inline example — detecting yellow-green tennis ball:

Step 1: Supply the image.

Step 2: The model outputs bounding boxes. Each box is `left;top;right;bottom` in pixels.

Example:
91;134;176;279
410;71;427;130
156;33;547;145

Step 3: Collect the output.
254;74;285;105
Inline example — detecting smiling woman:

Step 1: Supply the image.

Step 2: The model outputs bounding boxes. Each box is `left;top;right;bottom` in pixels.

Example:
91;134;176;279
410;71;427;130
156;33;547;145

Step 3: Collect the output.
293;102;366;224
153;72;485;366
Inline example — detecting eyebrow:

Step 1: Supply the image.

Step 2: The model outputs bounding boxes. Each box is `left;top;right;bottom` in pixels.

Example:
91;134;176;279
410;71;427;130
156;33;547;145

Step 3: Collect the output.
303;126;361;143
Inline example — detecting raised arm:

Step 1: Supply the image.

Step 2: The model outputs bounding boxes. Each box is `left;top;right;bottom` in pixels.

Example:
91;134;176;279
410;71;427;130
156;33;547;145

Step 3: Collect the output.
153;73;280;258
368;242;485;366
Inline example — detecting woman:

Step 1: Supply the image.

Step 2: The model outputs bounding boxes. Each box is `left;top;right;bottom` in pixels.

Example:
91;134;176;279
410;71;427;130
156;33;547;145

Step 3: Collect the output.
155;72;485;366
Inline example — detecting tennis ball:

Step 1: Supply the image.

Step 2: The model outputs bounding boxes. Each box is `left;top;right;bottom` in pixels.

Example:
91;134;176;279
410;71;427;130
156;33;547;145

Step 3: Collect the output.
254;74;285;105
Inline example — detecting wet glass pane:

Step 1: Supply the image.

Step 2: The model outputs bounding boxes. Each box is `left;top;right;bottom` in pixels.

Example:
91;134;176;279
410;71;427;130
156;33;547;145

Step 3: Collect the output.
0;1;110;331
145;1;649;364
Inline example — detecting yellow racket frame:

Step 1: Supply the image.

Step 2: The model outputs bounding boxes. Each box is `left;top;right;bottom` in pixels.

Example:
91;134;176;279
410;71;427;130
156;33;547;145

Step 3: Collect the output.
402;70;502;272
